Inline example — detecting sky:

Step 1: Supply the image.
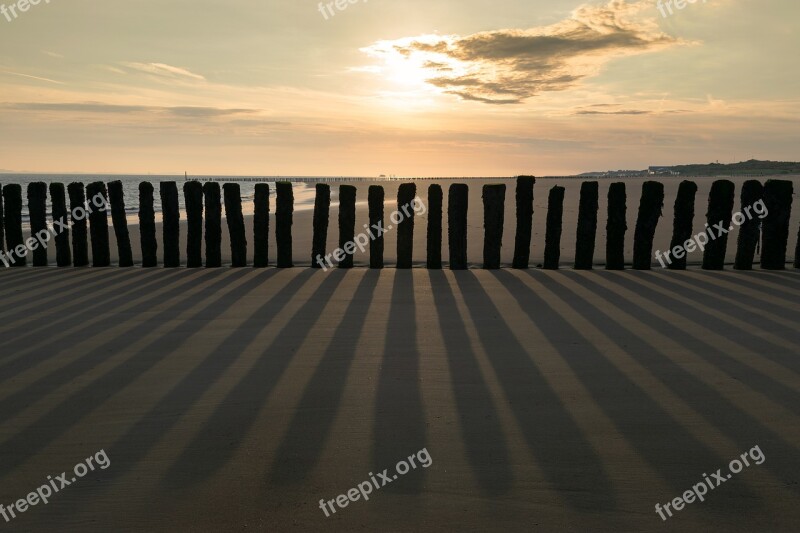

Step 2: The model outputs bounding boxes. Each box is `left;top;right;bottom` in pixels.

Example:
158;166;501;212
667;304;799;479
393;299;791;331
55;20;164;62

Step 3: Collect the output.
0;0;798;176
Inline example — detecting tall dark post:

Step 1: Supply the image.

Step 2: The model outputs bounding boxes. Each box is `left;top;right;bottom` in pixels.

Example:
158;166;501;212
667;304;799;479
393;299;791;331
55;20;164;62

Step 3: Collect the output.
160;181;180;268
139;182;158;267
0;185;4;253
184;181;204;268
254;183;270;268
761;179;794;270
512;176;535;269
276;182;294;268
338;185;357;269
311;184;330;268
702;180;735;270
27;182;49;267
605;182;627;270
86;182;110;267
543;186;565;270
794;225;800;269
3;184;25;267
396;183;416;269
734;180;763;271
49;183;71;267
667;181;698;270
574;181;599;270
68;183;89;267
427;184;443;269
632;181;665;270
107;180;133;267
483;184;506;269
224;183;247;267
368;186;384;269
203;182;222;268
448;184;468;270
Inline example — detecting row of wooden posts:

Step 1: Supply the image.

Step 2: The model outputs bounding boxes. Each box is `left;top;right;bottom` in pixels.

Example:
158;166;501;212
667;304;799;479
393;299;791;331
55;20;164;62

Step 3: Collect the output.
0;177;797;270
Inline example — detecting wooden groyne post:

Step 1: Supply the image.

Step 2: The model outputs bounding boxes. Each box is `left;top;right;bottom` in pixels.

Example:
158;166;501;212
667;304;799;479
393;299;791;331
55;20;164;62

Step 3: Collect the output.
368;186;384;269
667;180;698;270
139;182;158;267
108;180;134;267
733;180;763;270
632;181;664;270
338;185;357;269
68;183;90;267
254;183;270;268
396;183;416;269
427;184;443;269
483;184;505;269
160;182;180;268
224;183;247;267
574;181;598;270
27;182;49;267
512;176;535;269
3;184;25;267
49;183;72;267
761;179;794;270
311;184;330;268
448;184;468;270
184;181;204;268
702;179;735;270
276;182;294;268
543;186;565;270
86;182;110;267
203;182;222;268
605;182;626;270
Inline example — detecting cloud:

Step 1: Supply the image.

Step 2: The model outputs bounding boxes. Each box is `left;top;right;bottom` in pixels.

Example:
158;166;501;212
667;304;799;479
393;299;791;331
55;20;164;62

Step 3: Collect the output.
119;62;206;81
1;102;257;118
361;0;684;104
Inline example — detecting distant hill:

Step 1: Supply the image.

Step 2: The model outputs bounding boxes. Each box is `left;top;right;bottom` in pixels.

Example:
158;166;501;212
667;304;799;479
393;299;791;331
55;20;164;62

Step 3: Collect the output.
660;159;800;176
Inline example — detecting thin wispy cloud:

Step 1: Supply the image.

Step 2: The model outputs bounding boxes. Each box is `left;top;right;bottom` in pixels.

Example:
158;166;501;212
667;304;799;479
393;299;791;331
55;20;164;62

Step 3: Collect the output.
119;62;206;81
0;69;64;85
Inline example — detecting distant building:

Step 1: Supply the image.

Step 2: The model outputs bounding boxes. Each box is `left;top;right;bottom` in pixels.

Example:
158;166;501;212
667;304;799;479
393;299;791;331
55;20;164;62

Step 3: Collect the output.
648;166;680;175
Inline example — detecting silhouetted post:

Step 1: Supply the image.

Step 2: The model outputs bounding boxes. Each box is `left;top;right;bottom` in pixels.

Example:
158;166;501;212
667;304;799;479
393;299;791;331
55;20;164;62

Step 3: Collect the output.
512;176;535;269
427;184;443;269
86;182;110;267
203;182;222;268
702;180;735;270
254;183;270;268
543;186;565;270
108;180;133;267
68;183;89;267
338;185;356;268
311;184;330;268
396;183;416;269
632;181;665;270
368;186;384;269
27;182;48;266
667;180;698;270
3;184;25;267
794;225;800;269
0;185;4;253
276;182;294;268
761;179;794;270
574;181;598;270
448;184;468;270
184;181;204;268
139;182;158;267
483;184;506;269
160;182;180;267
605;182;626;270
224;183;247;267
49;183;71;267
734;180;763;270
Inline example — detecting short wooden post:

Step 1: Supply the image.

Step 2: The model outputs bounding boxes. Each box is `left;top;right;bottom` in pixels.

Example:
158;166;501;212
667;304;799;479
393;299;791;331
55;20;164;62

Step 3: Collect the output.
448;184;468;270
311;184;330;268
49;183;71;267
160;182;180;268
761;179;794;270
632;181;665;270
86;182;111;267
253;184;270;268
224;183;247;267
543;186;565;270
139;182;158;267
427;184;443;269
733;180;763;271
702;180;735;270
574;181;598;270
368;186;384;269
108;180;133;267
667;180;698;270
27;182;49;266
184;181;204;268
396;183;416;269
276;182;294;268
3;184;25;267
605;182;626;270
338;185;357;268
203;182;222;268
483;184;506;269
512;176;535;269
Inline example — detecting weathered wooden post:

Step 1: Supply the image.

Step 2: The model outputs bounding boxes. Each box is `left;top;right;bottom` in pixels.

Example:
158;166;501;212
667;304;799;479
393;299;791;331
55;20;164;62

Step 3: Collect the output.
605;182;626;270
483;184;506;269
160;182;180;268
396;183;416;269
574;181;598;270
311;184;330;268
795;225;800;269
543;186;565;270
107;180;133;267
667;180;698;270
338;185;356;268
702;180;735;270
427;184;443;269
448;184;468;270
276;182;294;268
253;183;270;268
761;179;794;270
86;182;111;267
3;184;25;267
734;180;763;270
512;176;535;269
67;183;89;267
184;180;204;268
224;183;247;267
139;182;158;267
203;182;222;268
632;181;665;270
0;185;4;253
49;183;71;267
27;182;49;266
368;185;384;269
